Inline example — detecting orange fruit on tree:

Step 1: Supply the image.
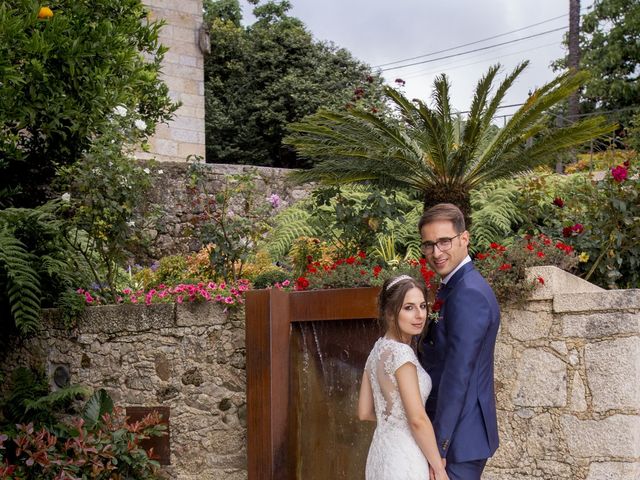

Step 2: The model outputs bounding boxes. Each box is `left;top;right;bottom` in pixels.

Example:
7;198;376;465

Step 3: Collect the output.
38;6;54;19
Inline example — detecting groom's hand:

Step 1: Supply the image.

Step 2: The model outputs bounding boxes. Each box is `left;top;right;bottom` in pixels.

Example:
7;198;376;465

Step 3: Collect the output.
429;465;435;480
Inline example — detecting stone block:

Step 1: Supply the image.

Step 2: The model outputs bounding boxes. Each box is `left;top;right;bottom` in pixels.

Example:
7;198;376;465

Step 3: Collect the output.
586;461;640;480
176;303;227;326
178;142;206;158
555;289;640;313
503;309;553;341
562;312;640;338
570;371;587;412
585;337;640;411
512;349;567;407
526;413;558;458
526;266;604;301
561;414;640;458
79;304;175;333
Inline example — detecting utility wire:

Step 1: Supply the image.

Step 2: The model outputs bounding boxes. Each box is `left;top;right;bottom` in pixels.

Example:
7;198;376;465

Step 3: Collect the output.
373;14;567;68
401;41;559;81
380;27;567;72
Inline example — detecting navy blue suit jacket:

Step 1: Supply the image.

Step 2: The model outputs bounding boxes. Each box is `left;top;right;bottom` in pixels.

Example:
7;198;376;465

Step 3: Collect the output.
418;261;500;463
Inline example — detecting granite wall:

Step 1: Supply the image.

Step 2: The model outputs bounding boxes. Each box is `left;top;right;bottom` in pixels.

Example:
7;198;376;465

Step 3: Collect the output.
142;161;313;260
2;267;638;479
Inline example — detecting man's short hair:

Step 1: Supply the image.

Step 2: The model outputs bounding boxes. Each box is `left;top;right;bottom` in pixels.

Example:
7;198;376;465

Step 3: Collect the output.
418;203;466;233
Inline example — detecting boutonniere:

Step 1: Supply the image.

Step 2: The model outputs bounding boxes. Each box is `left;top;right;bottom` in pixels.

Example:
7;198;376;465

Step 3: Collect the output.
429;299;444;324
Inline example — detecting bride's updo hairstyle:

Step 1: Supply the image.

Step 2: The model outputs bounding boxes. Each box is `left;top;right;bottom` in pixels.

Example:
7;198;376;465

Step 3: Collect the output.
378;275;428;341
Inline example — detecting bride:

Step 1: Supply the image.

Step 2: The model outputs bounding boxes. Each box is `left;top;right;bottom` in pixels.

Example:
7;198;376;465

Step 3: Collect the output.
358;275;448;480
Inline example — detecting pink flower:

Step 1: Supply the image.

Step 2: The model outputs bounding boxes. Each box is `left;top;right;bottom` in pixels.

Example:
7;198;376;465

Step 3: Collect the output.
176;295;183;304
572;223;584;234
282;279;290;287
224;296;234;304
611;165;628;182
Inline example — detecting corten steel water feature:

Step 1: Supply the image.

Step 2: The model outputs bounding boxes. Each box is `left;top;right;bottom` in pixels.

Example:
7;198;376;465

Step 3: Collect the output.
245;287;382;480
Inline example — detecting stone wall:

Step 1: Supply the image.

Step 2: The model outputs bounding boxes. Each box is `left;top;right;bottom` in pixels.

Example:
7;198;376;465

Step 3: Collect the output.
139;0;206;163
2;268;638;479
485;267;640;479
1;303;247;480
142;162;313;260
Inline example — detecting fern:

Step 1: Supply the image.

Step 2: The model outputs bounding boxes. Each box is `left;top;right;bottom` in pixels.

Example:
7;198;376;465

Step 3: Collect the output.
25;384;92;415
0;228;41;336
470;179;525;252
262;205;319;259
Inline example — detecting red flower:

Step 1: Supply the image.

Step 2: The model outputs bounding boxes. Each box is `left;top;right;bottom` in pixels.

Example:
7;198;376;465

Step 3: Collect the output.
611;165;628;182
498;263;512;271
373;265;382;278
572;223;584;234
307;266;317;274
623;160;630;168
537;276;545;285
421;267;435;286
295;277;309;290
537;251;545;258
431;299;444;313
360;269;367;275
526;243;535;251
562;226;573;238
419;258;427;267
306;255;313;264
346;256;356;264
490;242;506;252
358;251;367;259
476;252;489;260
552;197;565;208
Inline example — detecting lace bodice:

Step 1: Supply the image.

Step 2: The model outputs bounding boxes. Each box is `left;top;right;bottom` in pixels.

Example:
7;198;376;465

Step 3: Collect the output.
365;337;432;428
364;337;432;479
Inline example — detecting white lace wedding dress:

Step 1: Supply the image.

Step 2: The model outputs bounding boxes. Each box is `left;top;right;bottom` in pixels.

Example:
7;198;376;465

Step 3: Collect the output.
364;337;432;480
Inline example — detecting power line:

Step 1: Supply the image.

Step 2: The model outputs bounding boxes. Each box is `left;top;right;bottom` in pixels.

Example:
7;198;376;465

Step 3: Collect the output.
400;41;560;81
380;27;567;73
373;14;568;69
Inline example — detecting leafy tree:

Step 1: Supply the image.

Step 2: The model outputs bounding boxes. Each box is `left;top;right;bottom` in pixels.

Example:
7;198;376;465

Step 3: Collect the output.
203;0;385;167
284;62;613;223
0;0;177;208
554;0;640;119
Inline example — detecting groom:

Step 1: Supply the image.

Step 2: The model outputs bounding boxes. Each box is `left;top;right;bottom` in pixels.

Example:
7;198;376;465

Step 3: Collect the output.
417;203;500;480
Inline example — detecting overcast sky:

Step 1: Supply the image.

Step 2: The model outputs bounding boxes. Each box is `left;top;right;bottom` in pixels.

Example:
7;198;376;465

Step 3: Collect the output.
241;1;595;120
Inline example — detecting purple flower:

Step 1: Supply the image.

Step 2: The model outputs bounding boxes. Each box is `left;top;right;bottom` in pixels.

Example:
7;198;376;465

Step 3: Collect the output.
267;193;281;209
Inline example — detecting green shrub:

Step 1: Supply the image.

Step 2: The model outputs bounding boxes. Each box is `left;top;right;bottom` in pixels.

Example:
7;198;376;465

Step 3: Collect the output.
252;268;290;289
0;0;177;208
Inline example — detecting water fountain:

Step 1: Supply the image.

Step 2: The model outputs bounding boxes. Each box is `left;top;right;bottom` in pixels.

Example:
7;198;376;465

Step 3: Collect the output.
245;287;382;479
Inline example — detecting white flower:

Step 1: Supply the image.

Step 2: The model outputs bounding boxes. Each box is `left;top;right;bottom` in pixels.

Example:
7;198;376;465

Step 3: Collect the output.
143;168;151;174
61;192;71;202
126;220;136;227
157;169;164;174
113;105;127;117
134;119;147;131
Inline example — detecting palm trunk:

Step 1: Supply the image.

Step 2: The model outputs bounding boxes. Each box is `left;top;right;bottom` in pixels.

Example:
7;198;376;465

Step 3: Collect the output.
423;189;472;229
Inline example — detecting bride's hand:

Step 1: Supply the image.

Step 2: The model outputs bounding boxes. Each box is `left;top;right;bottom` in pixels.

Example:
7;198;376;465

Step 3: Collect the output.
433;458;448;480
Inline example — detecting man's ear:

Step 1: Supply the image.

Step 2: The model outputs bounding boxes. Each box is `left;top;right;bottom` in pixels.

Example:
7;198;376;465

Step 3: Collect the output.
461;230;470;246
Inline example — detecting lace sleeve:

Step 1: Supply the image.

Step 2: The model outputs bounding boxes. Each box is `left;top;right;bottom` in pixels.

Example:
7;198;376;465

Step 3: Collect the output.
389;342;419;374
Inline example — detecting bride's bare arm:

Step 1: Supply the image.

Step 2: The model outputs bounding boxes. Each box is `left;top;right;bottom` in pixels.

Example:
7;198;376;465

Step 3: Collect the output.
358;371;376;421
396;363;448;480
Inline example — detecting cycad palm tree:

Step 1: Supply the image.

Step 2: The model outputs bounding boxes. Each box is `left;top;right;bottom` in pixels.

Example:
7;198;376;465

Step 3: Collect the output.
284;62;612;223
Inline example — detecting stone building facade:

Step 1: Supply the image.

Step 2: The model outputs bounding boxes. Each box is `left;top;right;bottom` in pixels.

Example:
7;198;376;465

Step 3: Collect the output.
2;268;638;479
138;0;206;163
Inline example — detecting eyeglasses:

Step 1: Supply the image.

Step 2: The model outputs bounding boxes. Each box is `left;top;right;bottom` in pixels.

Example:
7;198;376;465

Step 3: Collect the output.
420;233;462;255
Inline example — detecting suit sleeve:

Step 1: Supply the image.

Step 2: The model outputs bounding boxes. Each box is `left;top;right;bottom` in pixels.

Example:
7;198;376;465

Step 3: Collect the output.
434;286;491;457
